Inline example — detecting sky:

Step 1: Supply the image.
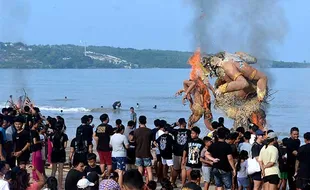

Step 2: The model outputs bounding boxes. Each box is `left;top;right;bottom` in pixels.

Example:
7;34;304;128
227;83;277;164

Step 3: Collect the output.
0;0;309;62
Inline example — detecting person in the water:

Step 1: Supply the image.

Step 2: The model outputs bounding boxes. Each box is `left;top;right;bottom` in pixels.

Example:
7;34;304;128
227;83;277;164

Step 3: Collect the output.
153;105;157;109
112;101;121;110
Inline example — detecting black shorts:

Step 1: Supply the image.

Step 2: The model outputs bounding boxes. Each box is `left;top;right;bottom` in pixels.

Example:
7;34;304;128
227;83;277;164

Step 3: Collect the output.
251;171;262;181
51;150;66;163
263;174;280;185
296;178;310;190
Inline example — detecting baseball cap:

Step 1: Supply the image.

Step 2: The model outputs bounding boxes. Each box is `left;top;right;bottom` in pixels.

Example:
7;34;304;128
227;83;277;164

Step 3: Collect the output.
267;132;277;139
77;178;95;189
178;118;187;124
255;129;264;136
87;171;99;183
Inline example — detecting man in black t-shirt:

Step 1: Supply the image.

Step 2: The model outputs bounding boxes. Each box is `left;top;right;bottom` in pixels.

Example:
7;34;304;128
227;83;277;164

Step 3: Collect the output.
65;161;85;190
286;127;300;190
171;118;191;187
94;113;114;174
76;115;93;153
156;130;174;179
12;116;30;165
207;127;235;190
182;127;204;186
296;132;310;190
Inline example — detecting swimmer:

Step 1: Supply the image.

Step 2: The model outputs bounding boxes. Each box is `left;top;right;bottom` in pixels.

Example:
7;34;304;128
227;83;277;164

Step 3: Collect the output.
153;105;157;109
112;101;121;110
136;103;140;108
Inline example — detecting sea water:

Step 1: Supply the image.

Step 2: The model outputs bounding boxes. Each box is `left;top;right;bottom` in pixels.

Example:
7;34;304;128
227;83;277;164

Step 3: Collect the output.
0;68;309;138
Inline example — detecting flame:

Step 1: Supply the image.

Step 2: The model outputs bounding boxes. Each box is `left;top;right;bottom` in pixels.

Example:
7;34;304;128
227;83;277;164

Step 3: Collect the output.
188;48;202;80
188;48;211;108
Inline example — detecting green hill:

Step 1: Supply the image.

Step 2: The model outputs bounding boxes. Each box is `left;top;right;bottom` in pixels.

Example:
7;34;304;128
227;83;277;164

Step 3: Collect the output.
0;42;308;68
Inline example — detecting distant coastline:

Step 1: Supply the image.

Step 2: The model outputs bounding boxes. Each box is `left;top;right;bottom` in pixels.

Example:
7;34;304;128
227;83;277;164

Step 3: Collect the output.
0;42;309;69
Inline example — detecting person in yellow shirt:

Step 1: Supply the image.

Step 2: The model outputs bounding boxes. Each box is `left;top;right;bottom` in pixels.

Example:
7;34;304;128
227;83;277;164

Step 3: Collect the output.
258;132;280;190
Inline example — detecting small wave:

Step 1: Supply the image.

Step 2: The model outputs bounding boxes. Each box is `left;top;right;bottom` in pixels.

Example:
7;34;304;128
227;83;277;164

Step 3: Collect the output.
39;106;90;112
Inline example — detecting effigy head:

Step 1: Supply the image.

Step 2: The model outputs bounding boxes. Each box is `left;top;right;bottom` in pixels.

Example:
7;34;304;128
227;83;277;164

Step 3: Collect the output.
201;55;225;78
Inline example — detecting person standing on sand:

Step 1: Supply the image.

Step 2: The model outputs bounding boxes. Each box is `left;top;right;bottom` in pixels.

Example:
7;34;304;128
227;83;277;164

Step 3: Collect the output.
133;115;153;181
30;117;44;181
13;116;30;165
94;114;114;175
286;127;300;190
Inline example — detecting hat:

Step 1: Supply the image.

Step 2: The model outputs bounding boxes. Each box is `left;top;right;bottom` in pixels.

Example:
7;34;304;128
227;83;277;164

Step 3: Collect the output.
255;129;264;136
267;132;277;139
99;179;121;190
87;171;99;183
77;178;95;189
178;118;187;124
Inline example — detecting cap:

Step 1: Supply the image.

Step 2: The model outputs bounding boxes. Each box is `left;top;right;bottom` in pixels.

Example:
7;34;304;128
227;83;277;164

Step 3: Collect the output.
255;129;264;136
178;118;187;124
77;178;95;189
87;171;99;183
267;132;277;139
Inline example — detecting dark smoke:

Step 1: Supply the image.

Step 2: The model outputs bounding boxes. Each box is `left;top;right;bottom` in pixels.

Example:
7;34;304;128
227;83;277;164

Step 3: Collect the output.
190;0;288;61
0;0;31;96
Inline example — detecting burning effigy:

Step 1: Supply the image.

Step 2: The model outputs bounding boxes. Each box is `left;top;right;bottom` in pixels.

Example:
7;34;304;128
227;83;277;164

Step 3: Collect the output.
178;49;269;130
199;51;268;130
176;49;215;130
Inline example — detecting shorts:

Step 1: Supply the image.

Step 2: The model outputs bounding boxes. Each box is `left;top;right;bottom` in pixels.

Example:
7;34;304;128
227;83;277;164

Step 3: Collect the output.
280;172;288;179
173;156;182;170
112;157;126;171
251;171;262;181
202;166;212;183
237;177;250;188
51;150;66;163
161;158;173;166
185;166;202;172
98;151;112;165
296;177;310;190
211;168;232;189
135;157;152;167
263;174;280;185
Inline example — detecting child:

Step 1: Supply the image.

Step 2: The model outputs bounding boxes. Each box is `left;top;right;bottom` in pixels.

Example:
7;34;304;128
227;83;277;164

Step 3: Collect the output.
126;131;136;170
236;150;250;190
182;126;204;186
84;153;102;176
200;136;213;190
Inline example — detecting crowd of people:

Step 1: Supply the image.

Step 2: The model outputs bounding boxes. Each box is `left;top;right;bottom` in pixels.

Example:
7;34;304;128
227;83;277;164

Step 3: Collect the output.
0;106;309;190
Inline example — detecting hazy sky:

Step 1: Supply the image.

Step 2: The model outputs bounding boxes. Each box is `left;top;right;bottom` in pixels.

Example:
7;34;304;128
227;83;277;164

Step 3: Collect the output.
0;0;309;62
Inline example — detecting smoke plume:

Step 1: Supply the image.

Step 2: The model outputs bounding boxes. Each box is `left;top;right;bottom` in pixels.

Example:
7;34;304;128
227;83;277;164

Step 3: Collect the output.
0;0;31;96
190;0;288;60
0;0;31;42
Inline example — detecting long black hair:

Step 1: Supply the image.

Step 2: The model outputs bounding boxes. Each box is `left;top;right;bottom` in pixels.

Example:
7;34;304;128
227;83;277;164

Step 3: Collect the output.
236;150;249;171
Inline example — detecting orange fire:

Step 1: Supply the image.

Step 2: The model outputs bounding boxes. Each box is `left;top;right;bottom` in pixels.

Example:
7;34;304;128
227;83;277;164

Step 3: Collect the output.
188;48;202;80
